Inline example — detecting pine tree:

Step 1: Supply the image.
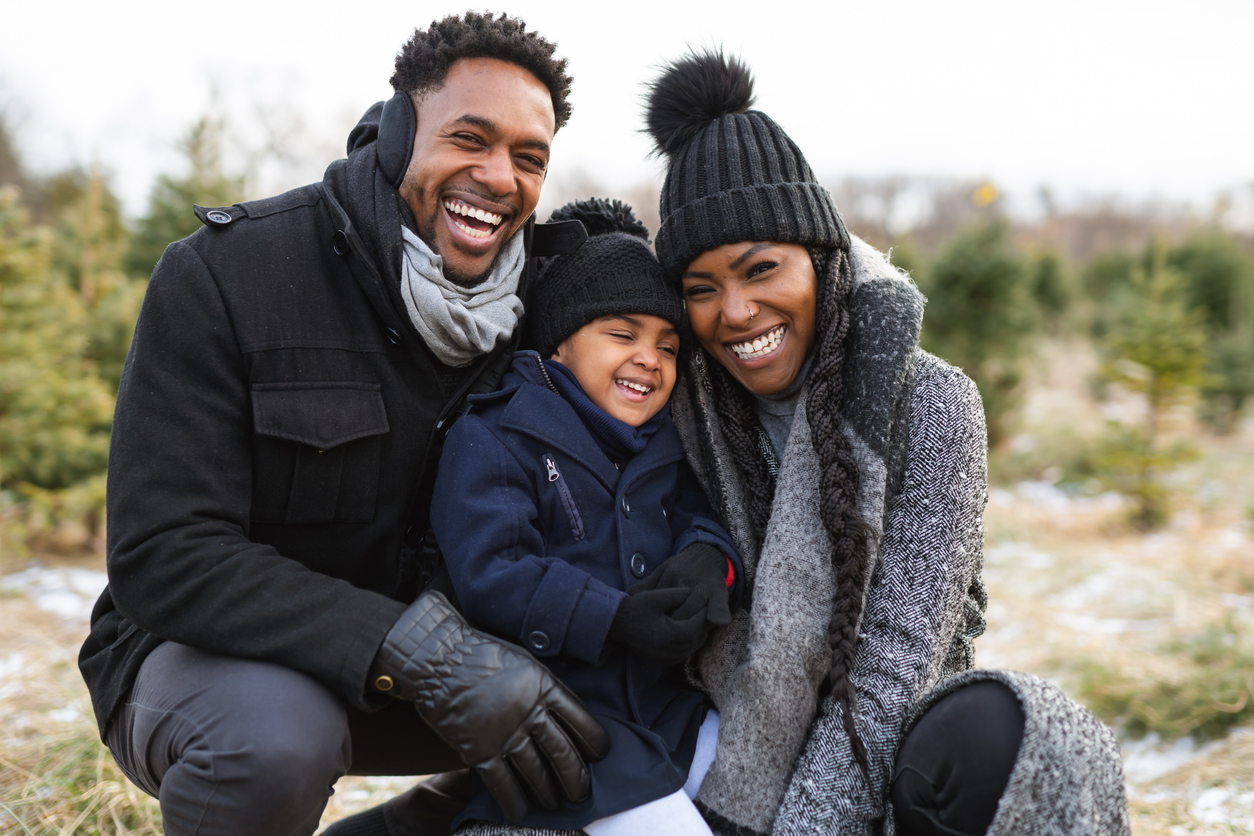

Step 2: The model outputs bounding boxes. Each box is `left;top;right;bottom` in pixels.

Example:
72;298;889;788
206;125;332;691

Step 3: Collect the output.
48;167;146;390
1167;233;1254;432
126;115;245;278
918;219;1038;446
0;187;114;548
1097;244;1209;530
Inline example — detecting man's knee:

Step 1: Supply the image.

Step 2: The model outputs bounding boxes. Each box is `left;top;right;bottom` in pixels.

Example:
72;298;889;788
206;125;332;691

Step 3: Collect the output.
116;642;351;834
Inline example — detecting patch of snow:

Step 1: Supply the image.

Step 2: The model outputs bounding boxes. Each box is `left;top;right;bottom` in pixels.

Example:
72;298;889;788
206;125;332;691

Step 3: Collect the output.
1015;480;1073;511
1;564;107;622
1189;786;1254;829
1218;526;1249;550
0;652;24;680
1122;734;1197;784
985;542;1054;569
46;705;82;723
1067;614;1162;635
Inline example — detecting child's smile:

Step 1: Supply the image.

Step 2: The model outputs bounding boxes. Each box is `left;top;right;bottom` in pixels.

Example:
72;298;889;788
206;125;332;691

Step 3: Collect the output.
550;314;679;427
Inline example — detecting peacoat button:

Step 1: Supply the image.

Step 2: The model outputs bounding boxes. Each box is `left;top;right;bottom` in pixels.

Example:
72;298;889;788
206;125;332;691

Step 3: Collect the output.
332;230;350;256
206;209;233;225
386;328;401;345
528;631;550;652
621;497;631;517
630;553;647;578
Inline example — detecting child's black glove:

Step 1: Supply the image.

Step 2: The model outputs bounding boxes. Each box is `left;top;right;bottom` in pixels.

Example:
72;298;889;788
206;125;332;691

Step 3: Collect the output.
608;543;733;664
630;542;732;628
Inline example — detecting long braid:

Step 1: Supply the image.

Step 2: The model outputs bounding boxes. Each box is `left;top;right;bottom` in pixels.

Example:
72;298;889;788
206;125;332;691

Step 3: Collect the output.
805;246;874;773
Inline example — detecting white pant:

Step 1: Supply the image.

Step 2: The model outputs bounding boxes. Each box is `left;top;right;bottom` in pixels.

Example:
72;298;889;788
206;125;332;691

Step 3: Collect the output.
583;711;721;836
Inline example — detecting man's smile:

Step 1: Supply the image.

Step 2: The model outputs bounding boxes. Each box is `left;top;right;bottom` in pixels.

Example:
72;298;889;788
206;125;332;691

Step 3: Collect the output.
443;198;505;240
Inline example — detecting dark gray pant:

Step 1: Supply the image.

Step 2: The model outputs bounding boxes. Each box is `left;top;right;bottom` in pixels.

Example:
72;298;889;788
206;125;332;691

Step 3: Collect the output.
106;642;462;836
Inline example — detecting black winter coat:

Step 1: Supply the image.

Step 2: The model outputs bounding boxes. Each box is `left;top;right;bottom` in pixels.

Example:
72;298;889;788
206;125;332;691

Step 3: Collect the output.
78;108;539;736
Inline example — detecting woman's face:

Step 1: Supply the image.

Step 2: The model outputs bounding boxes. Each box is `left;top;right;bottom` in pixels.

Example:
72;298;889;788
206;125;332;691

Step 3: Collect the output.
681;241;818;397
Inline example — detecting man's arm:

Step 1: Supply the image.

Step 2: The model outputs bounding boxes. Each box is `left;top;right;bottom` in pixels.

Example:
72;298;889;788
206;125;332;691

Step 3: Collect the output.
108;240;404;706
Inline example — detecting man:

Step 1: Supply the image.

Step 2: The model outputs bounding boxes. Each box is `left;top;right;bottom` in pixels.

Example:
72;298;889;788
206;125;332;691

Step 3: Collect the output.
79;13;607;836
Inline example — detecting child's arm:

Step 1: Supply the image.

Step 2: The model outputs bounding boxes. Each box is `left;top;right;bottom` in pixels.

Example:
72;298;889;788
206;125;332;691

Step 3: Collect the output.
666;462;745;609
430;416;626;666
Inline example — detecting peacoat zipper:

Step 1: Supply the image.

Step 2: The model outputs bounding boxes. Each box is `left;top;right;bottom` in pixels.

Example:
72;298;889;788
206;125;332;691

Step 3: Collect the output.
543;454;585;541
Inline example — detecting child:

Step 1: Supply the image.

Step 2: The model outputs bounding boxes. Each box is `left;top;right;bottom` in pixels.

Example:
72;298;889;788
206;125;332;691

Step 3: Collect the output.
429;199;740;835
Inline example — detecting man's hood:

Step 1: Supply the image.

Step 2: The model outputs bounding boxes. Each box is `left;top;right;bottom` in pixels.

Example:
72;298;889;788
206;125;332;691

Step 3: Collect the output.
346;101;385;158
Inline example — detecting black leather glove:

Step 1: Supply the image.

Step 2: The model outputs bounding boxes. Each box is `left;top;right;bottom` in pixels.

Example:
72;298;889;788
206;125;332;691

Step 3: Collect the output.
369;591;611;822
630;542;733;627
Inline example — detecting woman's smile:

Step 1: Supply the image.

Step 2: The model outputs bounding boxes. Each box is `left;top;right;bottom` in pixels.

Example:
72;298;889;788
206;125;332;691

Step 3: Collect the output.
727;324;787;362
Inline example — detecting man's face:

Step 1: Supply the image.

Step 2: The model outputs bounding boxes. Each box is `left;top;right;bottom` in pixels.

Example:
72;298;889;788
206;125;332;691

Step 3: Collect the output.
399;58;556;285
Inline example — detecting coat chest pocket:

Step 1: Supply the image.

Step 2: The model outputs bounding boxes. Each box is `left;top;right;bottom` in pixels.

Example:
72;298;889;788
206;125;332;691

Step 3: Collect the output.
250;382;390;525
543;454;585;541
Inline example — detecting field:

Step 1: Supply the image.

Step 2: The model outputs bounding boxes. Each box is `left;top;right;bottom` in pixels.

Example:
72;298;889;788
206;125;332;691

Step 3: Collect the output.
1;341;1251;835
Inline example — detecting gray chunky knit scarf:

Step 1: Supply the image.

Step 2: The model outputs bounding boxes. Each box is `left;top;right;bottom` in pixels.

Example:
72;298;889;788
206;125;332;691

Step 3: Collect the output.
399;226;525;368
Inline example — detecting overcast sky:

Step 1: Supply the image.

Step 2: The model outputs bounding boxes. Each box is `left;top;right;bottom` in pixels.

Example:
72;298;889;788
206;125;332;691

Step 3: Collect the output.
2;0;1251;218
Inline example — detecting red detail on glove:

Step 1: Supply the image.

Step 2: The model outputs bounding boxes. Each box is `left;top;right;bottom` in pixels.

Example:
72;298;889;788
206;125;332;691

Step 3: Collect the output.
725;556;735;588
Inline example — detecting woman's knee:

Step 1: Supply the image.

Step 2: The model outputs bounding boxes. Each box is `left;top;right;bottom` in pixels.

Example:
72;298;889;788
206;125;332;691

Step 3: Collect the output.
891;681;1024;836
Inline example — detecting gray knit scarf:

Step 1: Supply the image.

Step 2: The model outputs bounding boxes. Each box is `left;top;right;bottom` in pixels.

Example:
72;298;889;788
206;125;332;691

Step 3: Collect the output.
399;226;525;367
682;357;885;836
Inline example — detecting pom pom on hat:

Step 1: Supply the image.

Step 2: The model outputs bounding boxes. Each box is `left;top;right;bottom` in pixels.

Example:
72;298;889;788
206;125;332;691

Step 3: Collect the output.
548;197;650;242
645;49;755;158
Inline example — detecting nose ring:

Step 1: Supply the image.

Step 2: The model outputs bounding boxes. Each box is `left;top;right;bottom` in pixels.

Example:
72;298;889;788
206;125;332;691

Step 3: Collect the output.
747;303;757;321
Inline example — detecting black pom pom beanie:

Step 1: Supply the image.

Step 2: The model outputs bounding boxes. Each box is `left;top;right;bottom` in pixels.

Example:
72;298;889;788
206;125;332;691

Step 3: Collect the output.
526;198;685;358
645;50;851;279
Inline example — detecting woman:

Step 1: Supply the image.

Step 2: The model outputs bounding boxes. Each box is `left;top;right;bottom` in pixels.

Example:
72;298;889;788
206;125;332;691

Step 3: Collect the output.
458;51;1129;836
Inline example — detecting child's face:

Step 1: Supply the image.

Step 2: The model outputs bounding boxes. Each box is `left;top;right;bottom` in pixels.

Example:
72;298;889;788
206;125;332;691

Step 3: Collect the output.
551;314;679;427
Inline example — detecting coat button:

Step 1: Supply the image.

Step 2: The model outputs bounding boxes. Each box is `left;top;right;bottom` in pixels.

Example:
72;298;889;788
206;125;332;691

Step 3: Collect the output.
387;328;401;345
630;553;647;578
332;230;350;256
206;209;232;225
528;631;551;652
621;497;631;517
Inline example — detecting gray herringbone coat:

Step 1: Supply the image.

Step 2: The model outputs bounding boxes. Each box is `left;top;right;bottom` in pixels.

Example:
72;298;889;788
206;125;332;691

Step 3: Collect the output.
456;239;1129;835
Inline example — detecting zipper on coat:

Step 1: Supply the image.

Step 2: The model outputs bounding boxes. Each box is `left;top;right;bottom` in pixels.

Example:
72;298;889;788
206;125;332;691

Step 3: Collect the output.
544;454;585;541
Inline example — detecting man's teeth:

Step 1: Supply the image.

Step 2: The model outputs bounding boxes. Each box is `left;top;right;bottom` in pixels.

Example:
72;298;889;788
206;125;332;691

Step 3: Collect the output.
730;325;785;360
444;200;503;239
617;379;652;394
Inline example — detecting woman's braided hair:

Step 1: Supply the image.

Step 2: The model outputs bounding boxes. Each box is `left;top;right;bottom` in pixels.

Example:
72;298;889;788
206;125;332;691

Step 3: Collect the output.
700;245;873;770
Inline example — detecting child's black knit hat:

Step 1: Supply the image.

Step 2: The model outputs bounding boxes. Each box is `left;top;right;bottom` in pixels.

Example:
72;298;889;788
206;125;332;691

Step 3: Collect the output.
525;198;685;358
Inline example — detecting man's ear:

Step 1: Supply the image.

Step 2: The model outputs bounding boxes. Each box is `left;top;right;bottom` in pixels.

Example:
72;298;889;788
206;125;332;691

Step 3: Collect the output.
377;91;417;189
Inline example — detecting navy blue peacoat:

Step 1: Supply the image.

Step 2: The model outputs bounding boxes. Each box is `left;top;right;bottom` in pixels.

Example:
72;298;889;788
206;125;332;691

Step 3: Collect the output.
430;351;741;827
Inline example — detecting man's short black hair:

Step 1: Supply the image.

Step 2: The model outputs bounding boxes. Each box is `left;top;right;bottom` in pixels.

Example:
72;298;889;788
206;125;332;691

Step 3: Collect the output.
391;11;573;132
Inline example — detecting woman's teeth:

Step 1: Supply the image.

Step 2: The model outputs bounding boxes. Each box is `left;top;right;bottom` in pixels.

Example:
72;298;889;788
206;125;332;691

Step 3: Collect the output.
617;379;652;394
730;325;785;360
444;200;503;239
